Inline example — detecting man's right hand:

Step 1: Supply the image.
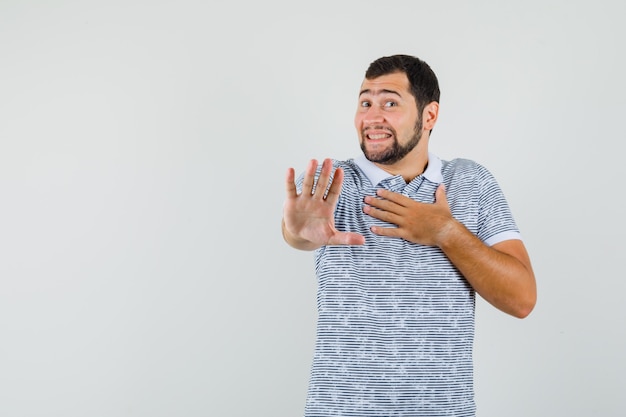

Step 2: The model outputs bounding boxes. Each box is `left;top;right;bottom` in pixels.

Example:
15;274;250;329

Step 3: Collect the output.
282;158;365;250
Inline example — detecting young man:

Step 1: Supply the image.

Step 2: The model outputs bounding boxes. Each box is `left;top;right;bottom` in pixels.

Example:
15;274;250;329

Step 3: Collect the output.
282;54;536;417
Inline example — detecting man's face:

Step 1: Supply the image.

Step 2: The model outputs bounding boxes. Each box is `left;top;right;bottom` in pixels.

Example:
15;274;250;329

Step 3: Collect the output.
354;72;422;165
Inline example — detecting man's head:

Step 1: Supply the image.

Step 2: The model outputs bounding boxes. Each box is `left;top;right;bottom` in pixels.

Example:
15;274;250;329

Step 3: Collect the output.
365;55;440;116
355;55;440;166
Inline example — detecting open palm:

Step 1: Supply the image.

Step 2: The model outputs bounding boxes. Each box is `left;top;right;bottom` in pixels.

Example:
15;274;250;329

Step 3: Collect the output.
283;158;365;248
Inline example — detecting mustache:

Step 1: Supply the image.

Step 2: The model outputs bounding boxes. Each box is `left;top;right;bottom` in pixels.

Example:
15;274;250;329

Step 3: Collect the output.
362;126;395;137
363;125;393;132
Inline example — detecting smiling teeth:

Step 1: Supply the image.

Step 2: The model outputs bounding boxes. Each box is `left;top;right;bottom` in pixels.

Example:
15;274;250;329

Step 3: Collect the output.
368;134;390;140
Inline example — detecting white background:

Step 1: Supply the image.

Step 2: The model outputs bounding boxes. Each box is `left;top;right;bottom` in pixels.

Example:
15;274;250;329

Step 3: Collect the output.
1;1;624;416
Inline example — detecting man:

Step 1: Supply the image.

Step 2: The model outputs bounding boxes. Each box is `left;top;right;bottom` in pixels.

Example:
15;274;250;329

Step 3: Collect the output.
282;54;536;417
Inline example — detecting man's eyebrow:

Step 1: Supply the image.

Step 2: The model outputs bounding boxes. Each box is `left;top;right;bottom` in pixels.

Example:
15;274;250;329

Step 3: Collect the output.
359;88;402;97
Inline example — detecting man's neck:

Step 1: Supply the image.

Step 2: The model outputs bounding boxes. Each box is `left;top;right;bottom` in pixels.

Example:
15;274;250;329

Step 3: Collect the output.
373;144;429;183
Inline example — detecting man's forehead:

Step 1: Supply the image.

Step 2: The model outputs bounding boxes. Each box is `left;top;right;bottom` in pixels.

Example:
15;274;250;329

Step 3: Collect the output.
359;72;410;96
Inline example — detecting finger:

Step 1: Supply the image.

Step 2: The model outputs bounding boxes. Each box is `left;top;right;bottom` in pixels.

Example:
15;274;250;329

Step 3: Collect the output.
325;166;344;205
363;204;403;225
285;167;297;197
375;188;412;206
364;194;403;214
301;159;318;195
434;184;449;207
313;158;333;199
370;224;401;238
327;231;366;246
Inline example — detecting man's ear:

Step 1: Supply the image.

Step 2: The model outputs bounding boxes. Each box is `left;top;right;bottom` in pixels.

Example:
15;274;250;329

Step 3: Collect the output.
423;101;439;130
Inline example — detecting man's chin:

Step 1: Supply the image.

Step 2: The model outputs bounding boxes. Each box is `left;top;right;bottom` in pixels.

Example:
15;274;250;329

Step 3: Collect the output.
364;152;394;165
362;145;391;162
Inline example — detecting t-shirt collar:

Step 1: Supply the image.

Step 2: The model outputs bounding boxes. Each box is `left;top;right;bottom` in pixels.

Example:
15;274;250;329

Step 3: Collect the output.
353;152;443;186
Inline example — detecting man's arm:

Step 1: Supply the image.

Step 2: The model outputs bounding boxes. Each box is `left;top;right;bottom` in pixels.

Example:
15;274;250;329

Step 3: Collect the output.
436;223;536;318
363;185;536;318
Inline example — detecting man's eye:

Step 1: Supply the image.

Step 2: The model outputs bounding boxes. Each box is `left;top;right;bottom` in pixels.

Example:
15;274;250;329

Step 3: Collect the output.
384;101;397;107
360;101;371;107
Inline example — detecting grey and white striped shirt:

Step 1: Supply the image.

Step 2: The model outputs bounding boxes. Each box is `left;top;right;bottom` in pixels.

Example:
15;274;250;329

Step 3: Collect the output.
297;153;521;417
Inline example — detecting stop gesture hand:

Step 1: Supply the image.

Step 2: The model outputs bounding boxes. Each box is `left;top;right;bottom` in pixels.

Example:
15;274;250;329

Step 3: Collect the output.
283;158;365;250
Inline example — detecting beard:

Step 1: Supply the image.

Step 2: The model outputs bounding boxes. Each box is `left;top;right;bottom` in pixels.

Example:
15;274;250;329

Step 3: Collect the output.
360;116;423;165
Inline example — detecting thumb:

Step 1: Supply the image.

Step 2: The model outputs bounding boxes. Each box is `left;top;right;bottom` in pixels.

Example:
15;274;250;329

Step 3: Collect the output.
435;184;448;204
328;231;366;246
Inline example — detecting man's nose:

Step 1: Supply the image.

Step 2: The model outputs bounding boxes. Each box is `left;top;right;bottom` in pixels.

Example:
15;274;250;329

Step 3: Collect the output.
363;106;385;124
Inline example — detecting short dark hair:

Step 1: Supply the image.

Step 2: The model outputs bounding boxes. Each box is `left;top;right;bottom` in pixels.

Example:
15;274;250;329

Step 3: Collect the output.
365;54;440;114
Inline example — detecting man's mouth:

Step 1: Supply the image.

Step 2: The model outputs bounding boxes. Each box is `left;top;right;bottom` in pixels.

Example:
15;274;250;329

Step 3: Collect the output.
367;133;392;140
364;127;394;141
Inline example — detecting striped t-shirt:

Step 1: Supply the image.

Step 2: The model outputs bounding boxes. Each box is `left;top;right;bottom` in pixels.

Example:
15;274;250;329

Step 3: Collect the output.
297;153;521;417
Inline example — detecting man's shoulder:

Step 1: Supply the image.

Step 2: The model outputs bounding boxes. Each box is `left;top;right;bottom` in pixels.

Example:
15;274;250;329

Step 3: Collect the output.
332;158;362;176
441;157;491;176
442;156;481;168
330;158;369;188
332;158;357;167
439;157;501;192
